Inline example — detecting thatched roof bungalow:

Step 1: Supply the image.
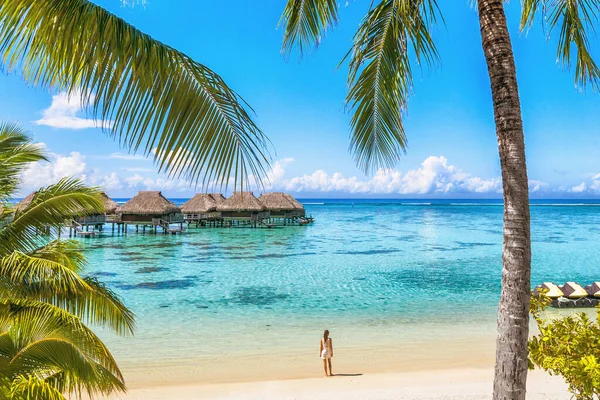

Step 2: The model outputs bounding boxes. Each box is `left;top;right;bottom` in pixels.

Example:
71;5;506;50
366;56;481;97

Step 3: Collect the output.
181;194;221;221
15;191;37;213
100;192;119;215
75;192;120;224
210;193;227;205
283;194;305;217
181;194;218;214
216;191;268;220
117;191;182;223
258;192;296;218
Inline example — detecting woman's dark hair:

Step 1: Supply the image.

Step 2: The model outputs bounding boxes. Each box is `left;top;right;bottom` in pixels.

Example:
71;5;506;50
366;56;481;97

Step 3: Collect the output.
323;329;329;339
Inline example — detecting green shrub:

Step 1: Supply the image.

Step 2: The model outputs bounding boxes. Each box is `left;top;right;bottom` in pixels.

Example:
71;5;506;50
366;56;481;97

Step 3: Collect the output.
529;292;600;399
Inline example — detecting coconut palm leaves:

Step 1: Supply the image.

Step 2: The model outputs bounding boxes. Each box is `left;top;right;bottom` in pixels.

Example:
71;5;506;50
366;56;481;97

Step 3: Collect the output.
0;123;46;203
280;0;441;173
0;0;271;189
345;0;441;173
0;124;134;398
521;0;600;90
280;0;339;56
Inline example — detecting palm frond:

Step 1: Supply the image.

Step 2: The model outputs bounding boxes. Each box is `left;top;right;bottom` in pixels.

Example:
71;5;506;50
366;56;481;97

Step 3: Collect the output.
1;299;120;370
344;0;441;173
0;0;272;189
10;375;66;400
0;247;135;336
0;178;103;255
0;122;47;203
280;0;339;57
521;0;600;90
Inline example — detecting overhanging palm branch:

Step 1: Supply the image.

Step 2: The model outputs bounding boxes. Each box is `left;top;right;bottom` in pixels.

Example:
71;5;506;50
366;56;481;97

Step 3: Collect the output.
281;0;441;173
344;0;441;173
0;129;134;398
0;244;135;336
0;0;272;189
0;123;46;204
280;0;339;57
0;299;125;397
8;375;66;400
521;0;600;90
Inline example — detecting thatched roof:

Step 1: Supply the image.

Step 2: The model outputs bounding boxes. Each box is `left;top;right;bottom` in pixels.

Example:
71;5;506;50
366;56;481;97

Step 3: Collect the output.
210;193;227;204
181;194;218;213
15;191;37;212
216;191;265;212
117;191;181;215
258;192;296;212
283;194;304;210
100;192;119;214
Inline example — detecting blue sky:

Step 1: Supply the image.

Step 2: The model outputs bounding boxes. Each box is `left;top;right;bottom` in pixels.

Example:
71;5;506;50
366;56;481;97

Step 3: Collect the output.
0;0;599;198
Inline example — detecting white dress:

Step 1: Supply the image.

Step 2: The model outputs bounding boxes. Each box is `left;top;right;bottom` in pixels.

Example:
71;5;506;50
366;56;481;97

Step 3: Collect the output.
321;337;332;360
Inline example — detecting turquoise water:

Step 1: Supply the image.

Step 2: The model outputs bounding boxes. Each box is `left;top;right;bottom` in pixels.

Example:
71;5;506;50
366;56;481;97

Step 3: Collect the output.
78;199;600;381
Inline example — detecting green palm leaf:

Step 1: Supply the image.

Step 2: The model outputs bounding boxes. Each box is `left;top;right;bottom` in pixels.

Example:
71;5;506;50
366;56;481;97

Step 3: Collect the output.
344;0;441;173
0;123;46;204
10;375;67;400
521;0;600;90
0;128;134;398
0;246;134;336
280;0;339;56
0;300;126;397
1;178;104;255
0;0;272;189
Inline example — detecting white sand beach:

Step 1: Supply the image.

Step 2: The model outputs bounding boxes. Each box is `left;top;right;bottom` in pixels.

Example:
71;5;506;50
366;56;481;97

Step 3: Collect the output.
109;368;568;400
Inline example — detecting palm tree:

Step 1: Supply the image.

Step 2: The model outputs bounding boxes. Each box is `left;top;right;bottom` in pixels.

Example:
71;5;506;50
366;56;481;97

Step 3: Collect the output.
0;0;272;189
279;1;599;399
0;123;135;399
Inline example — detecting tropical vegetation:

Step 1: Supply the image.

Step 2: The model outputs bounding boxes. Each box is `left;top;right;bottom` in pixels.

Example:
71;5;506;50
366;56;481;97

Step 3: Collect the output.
529;293;600;400
278;1;599;398
0;123;135;399
0;0;272;190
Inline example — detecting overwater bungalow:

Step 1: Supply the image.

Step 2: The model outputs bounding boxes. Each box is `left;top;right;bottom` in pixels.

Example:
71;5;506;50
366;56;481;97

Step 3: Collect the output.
283;194;306;218
181;194;221;226
15;191;36;212
210;193;227;205
216;191;268;227
258;192;298;225
117;191;184;233
75;192;120;226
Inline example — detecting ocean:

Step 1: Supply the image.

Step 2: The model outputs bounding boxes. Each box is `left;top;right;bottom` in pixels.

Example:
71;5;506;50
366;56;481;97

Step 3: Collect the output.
79;199;600;383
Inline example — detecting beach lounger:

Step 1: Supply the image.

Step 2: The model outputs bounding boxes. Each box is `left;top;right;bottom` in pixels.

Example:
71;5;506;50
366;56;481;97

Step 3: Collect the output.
561;282;588;299
541;282;564;299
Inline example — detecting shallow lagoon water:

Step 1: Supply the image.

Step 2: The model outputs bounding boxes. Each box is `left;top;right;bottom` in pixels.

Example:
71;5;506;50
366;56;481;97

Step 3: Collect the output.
78;199;600;382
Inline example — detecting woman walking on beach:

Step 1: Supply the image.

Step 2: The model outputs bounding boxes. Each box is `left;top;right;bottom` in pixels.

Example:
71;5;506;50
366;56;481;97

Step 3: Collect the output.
320;330;334;377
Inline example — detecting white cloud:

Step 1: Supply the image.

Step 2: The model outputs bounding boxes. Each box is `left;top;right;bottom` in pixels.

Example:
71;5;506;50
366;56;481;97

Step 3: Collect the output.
570;182;587;193
122;167;156;172
281;156;503;195
109;153;146;161
35;91;112;130
21;152;87;191
529;180;548;193
20;152;123;194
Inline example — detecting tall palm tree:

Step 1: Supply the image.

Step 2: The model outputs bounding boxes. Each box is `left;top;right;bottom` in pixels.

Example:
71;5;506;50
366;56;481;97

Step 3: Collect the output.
279;1;599;399
0;123;135;399
0;0;272;189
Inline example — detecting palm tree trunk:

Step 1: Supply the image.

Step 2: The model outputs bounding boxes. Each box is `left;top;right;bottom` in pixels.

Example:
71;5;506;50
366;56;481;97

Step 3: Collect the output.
476;1;531;399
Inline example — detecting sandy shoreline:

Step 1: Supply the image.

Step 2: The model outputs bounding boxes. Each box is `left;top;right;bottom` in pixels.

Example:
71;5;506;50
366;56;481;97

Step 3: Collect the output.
114;333;496;387
104;368;568;399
